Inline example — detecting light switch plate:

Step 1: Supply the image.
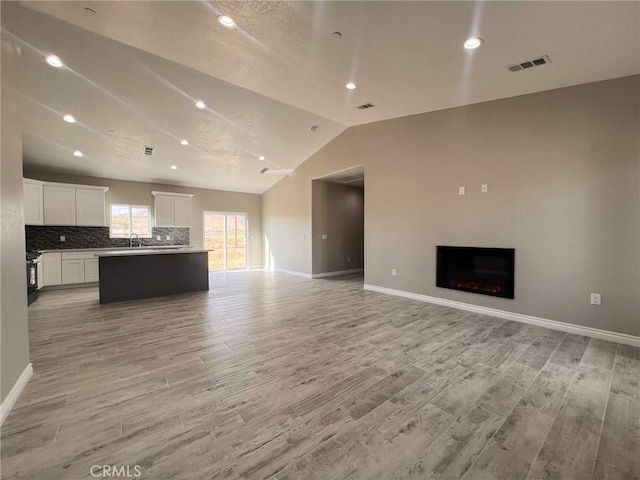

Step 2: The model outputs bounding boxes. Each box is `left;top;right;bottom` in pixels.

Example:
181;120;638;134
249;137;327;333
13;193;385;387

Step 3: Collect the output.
481;184;488;193
322;234;328;240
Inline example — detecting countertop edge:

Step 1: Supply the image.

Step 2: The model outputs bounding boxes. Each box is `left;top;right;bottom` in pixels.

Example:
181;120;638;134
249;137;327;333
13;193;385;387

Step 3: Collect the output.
38;245;196;253
95;249;213;257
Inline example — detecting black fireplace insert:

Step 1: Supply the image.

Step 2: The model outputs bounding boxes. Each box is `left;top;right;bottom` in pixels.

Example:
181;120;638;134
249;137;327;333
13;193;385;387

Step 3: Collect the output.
436;246;515;299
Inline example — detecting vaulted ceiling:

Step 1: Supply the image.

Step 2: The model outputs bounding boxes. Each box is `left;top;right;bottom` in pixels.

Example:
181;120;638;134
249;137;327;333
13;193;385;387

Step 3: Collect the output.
3;1;638;193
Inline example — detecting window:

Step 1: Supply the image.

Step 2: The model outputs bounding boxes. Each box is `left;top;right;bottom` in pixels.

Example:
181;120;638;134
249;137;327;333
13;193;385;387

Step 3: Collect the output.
110;205;151;238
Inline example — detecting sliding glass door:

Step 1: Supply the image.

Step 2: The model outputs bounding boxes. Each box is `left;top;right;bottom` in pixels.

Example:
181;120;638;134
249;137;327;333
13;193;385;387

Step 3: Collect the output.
203;212;247;270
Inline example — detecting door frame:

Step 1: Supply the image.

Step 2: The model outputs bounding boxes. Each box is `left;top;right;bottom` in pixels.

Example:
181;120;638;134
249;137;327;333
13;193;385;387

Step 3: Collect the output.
202;211;249;271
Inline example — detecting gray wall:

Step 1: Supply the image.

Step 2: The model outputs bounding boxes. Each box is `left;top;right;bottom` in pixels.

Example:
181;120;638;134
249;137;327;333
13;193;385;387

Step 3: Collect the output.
312;181;364;274
263;75;640;336
23;171;264;268
1;29;31;402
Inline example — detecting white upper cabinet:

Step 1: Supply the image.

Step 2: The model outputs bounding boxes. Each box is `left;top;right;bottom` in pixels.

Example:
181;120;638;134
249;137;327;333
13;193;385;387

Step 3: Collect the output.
33;180;108;226
173;196;191;227
76;188;106;226
152;191;193;227
43;185;76;225
23;178;44;225
154;194;174;227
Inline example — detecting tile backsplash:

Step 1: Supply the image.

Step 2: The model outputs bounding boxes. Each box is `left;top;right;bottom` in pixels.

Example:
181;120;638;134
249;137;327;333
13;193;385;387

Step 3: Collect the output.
26;226;190;251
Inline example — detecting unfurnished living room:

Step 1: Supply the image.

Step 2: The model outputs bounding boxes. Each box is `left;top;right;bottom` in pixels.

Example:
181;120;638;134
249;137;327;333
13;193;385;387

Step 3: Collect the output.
1;1;639;479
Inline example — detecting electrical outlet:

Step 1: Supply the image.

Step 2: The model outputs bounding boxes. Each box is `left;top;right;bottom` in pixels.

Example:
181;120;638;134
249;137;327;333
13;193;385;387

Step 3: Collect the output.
60;235;66;242
322;234;328;240
166;235;171;240
590;293;601;305
458;186;465;195
481;184;488;193
392;268;397;276
347;257;351;262
156;235;161;241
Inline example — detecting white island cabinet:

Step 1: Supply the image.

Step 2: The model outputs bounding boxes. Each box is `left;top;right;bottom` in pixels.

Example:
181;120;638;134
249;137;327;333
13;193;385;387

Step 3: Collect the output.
152;191;193;227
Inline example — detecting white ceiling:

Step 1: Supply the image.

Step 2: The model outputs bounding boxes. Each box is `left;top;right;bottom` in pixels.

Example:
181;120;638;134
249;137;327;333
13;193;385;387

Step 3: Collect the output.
3;1;639;194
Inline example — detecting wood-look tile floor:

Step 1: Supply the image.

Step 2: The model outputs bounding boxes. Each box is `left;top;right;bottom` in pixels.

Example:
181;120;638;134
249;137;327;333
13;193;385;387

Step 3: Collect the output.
1;272;638;480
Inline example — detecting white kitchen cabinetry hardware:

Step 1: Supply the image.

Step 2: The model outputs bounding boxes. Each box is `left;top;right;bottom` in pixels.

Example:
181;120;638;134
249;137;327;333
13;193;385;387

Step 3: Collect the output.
152;191;193;227
41;252;62;286
23;178;44;225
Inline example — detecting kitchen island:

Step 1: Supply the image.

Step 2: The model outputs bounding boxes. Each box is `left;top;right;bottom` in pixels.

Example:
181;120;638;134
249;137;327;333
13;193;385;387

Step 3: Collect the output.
96;248;210;304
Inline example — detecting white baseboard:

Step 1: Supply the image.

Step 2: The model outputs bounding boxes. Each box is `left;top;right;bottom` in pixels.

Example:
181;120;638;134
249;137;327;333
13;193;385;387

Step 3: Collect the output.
363;284;640;347
273;268;312;279
1;363;33;425
312;268;364;279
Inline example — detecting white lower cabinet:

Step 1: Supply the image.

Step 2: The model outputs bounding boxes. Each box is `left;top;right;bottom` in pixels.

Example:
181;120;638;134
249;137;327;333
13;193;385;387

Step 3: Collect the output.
84;258;99;282
62;259;85;284
41;252;62;286
41;251;100;286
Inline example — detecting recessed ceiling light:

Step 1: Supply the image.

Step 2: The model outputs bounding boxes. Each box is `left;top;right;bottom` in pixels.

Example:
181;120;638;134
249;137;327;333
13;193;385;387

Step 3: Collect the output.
345;82;357;90
259;155;265;161
195;100;206;109
464;37;484;49
46;54;63;68
180;139;189;146
170;165;178;170
217;15;235;28
63;114;76;123
73;150;83;157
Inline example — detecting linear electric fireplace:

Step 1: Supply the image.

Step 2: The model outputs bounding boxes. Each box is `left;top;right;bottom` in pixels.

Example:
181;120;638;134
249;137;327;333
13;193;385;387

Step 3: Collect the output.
436;246;515;299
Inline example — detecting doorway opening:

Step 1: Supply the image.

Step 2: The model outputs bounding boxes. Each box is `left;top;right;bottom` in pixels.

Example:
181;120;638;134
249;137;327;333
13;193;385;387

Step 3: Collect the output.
203;212;248;271
311;165;365;278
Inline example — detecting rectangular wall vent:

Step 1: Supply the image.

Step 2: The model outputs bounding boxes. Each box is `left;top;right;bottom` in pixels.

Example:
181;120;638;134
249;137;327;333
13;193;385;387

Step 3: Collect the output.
143;146;154;156
357;102;376;110
506;55;551;72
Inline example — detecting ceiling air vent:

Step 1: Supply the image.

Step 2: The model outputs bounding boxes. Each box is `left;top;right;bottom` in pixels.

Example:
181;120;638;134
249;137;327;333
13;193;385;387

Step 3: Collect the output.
357;102;375;110
506;55;551;72
143;146;154;156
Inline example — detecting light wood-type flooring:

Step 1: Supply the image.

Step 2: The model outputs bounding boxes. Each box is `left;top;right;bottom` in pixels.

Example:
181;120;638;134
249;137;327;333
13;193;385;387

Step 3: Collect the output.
1;272;638;479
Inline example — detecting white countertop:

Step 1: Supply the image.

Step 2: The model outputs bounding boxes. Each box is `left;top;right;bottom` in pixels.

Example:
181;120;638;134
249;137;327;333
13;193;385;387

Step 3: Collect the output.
95;248;213;257
39;245;196;253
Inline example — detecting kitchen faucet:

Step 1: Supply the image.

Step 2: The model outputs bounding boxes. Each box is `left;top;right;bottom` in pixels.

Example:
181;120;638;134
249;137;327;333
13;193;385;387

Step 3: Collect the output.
129;232;141;247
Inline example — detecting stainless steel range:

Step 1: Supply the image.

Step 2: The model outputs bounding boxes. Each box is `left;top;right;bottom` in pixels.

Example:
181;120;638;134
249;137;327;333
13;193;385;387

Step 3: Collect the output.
26;250;40;305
